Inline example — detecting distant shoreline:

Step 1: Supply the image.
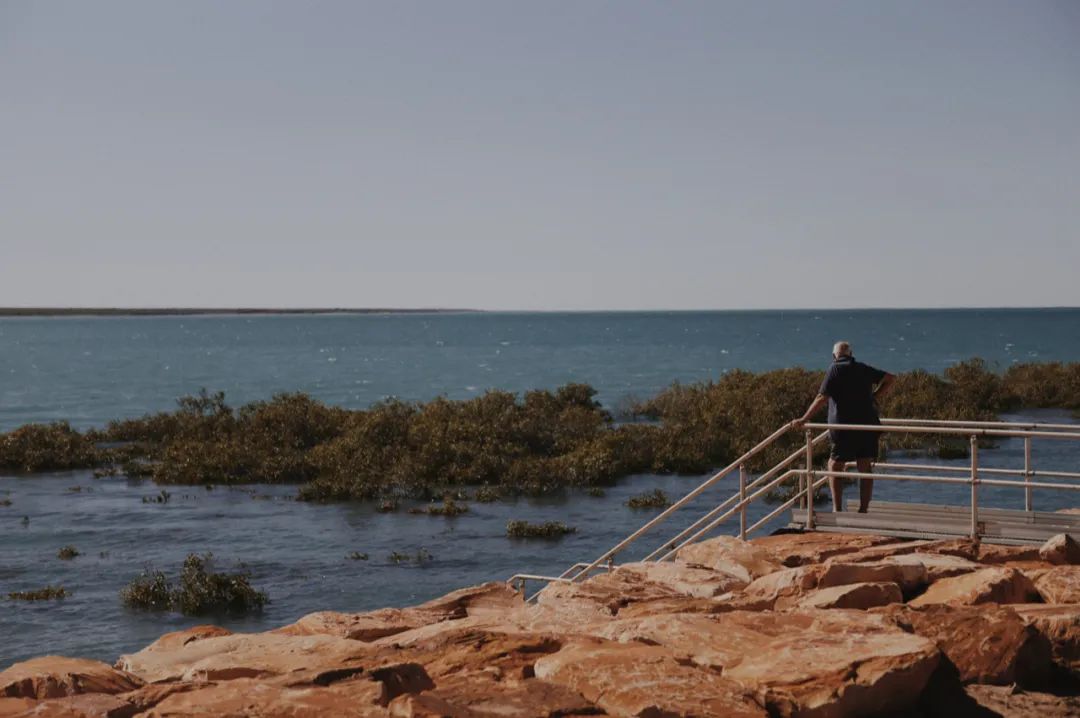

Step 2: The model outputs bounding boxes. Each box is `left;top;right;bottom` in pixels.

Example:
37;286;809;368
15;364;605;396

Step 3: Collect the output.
0;308;480;317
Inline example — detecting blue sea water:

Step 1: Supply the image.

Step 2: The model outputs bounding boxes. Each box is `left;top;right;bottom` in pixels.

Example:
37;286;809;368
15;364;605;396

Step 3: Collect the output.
1;309;1079;667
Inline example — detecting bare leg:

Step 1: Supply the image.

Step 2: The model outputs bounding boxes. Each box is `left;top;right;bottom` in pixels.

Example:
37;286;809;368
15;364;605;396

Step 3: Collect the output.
857;458;874;513
828;458;845;512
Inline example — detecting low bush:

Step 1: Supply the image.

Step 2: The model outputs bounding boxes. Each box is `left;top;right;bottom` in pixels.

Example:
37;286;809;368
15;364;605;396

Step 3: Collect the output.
9;586;68;601
57;545;80;560
0;422;99;472
120;553;267;615
388;548;433;564
626;488;671;509
425;498;469;516
506;520;577;538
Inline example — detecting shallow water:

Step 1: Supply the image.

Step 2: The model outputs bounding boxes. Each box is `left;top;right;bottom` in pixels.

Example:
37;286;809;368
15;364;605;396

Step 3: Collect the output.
1;310;1079;667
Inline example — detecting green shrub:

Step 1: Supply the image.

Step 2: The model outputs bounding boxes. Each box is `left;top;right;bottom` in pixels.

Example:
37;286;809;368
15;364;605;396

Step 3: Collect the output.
425;498;469;516
0;422;99;472
9;586;68;601
626;488;671;509
57;545;80;560
120;553;267;615
506;520;577;538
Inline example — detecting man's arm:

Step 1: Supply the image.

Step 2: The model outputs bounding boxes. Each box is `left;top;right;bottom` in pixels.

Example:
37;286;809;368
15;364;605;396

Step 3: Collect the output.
794;394;828;430
874;373;896;400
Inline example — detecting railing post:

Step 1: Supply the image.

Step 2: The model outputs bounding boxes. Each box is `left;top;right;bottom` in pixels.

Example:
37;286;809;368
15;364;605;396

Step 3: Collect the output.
738;463;747;540
1024;436;1032;512
969;435;979;539
805;429;815;529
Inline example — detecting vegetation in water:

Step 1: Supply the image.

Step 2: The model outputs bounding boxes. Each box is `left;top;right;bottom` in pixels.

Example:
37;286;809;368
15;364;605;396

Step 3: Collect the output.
9;586;68;601
120;552;267;615
0;498;11;507
57;545;80;560
424;498;469;516
506;520;577;538
347;551;368;561
626;489;671;509
1;360;1078;505
388;548;433;564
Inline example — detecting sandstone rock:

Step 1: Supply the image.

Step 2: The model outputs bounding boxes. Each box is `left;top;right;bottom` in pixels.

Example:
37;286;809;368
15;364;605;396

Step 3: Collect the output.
1013;603;1080;676
376;629;563;682
750;532;900;566
919;537;981;561
739;564;822;609
387;675;594;717
674;535;782;581
5;692;132;717
817;560;927;594
828;539;934;563
613;560;748;598
0;657;142;700
977;542;1042;564
534;569;679;616
1039;533;1080;565
797;581;903;610
963;684;1080;717
534;638;766;717
875;603;1051;686
0;698;36;717
135;675;391;717
909;567;1040;607
886;553;982;583
1035;566;1080;604
593;609;939;717
613;595;731;619
117;633;371;683
277;582;520;642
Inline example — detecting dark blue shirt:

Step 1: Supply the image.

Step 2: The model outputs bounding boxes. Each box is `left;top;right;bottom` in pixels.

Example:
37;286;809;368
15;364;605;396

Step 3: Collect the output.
819;356;887;425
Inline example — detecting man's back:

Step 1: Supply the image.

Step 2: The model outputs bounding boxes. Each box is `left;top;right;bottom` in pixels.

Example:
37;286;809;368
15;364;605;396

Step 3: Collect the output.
820;356;887;425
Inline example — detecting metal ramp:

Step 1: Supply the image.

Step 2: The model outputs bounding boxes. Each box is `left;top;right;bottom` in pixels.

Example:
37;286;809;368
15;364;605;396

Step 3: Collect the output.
793;500;1080;545
508;417;1080;596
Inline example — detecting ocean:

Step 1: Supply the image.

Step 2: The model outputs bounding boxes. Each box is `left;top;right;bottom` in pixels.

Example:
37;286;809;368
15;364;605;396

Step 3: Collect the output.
1;308;1078;666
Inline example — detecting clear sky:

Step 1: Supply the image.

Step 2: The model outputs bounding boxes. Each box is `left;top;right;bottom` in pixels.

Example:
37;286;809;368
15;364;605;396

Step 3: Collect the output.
2;1;1078;310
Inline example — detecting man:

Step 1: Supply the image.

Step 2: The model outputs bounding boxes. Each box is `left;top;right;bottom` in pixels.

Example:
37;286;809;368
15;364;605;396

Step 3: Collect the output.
794;341;895;513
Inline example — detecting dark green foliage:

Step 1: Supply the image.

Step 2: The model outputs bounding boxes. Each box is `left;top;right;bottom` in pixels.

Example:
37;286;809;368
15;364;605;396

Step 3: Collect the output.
388;548;433;564
120;553;267;615
9;586;68;601
4;362;1080;505
425;498;469;516
347;552;368;560
506;520;577;538
57;545;80;560
0;422;99;472
627;488;671;509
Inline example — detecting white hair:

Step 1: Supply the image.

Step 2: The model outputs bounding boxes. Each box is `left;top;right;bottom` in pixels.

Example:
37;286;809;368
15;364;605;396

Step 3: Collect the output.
833;341;852;357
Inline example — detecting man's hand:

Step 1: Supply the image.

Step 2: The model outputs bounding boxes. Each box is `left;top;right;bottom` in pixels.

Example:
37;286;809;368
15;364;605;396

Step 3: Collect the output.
795;394;828;432
792;417;807;431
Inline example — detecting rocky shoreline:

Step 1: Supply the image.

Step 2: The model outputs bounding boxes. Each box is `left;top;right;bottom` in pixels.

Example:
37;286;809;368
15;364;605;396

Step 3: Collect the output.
3;530;1080;717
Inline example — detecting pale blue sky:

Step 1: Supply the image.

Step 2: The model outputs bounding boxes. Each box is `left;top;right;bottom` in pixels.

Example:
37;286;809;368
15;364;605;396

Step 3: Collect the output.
2;1;1078;310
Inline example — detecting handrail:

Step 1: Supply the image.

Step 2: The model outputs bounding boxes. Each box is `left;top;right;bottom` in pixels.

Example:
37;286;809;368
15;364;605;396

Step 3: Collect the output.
508;415;1080;597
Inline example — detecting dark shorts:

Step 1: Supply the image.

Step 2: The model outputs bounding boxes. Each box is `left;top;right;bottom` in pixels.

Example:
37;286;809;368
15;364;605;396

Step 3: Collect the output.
829;430;879;462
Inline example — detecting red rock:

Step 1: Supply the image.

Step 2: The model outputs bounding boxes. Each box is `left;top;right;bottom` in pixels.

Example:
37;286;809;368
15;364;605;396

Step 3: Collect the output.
884;553;982;583
592;609;939;717
963;684;1080;717
387;675;594;717
1013;603;1080;676
1039;533;1080;565
977;542;1042;564
797;581;903;610
534;638;766;717
0;657;142;700
135;676;390;717
613;560;748;597
117;633;371;683
909;567;1041;607
874;603;1051;686
276;582;520;641
1035;566;1080;603
750;532;901;566
534;569;679;616
674;535;782;581
817;560;927;594
5;692;131;717
739;564;823;609
0;698;36;717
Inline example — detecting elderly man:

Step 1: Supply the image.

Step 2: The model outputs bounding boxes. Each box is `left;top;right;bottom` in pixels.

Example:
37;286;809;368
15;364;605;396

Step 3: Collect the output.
795;341;895;513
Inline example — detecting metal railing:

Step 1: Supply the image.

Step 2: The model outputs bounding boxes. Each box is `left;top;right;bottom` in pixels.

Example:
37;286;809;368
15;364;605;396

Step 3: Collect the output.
507;416;1080;596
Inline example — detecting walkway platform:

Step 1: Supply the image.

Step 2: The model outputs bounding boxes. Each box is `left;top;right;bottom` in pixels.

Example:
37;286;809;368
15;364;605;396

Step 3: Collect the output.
792;500;1080;545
